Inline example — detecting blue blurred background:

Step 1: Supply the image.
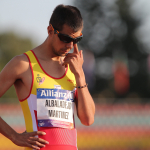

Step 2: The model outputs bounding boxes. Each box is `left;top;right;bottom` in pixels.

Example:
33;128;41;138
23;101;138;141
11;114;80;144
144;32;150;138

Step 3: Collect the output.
1;0;150;150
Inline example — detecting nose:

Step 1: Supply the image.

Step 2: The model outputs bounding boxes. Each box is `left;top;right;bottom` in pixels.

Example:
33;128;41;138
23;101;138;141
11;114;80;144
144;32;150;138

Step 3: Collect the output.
66;41;74;49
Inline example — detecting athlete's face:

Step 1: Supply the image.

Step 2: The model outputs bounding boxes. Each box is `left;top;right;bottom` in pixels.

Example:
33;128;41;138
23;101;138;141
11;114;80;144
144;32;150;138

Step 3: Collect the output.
50;24;83;57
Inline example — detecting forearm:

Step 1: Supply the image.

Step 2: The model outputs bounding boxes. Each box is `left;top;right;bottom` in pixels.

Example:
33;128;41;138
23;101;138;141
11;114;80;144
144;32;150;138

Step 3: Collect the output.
64;45;95;125
75;71;95;126
0;117;17;142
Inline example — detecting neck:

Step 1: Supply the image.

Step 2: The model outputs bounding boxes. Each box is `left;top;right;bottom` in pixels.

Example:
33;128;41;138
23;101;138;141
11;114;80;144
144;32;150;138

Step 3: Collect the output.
35;38;60;62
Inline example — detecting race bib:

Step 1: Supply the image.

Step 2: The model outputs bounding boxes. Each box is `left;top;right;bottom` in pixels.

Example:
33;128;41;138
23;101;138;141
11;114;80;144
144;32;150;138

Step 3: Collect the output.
37;88;75;129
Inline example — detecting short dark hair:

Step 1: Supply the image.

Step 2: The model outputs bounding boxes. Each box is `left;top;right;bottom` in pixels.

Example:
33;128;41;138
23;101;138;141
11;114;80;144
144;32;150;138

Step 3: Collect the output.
49;4;83;32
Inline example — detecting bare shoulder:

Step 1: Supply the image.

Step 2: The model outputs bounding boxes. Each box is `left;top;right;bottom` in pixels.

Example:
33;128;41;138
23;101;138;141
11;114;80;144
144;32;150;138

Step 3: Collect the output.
2;54;30;78
11;54;29;66
11;53;28;66
0;54;31;97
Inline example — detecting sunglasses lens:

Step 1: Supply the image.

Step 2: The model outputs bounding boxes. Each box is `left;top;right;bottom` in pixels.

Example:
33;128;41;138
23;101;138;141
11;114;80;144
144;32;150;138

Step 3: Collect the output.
73;37;83;44
52;25;83;44
58;34;72;43
58;33;83;44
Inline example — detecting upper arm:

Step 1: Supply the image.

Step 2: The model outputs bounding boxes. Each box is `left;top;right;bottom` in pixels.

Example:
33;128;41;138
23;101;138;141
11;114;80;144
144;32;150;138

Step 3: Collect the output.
0;54;28;97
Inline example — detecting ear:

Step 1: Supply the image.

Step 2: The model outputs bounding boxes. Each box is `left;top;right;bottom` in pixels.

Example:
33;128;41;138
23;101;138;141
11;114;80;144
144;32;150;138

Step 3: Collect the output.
47;25;53;35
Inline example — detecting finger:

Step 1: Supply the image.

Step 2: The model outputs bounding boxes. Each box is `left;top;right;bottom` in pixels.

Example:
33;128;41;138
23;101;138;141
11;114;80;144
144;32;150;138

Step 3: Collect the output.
26;143;40;150
38;138;49;144
62;60;70;66
29;131;46;136
30;137;49;144
29;140;46;148
65;53;77;57
31;144;41;150
73;44;79;54
62;56;75;66
80;50;83;59
64;54;77;62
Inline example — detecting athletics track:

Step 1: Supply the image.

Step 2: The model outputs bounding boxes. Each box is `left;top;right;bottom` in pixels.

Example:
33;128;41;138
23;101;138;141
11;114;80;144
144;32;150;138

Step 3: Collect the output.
0;104;150;150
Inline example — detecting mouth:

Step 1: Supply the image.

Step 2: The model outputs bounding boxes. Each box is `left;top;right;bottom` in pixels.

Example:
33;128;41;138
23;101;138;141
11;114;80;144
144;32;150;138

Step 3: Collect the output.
61;49;70;54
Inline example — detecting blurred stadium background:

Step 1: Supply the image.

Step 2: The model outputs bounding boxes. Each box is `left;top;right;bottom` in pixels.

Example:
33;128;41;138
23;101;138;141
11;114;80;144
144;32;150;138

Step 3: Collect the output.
1;0;150;150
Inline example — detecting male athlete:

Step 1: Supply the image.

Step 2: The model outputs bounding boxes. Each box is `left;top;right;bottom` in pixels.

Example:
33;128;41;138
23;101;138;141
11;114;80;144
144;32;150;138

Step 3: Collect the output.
0;4;95;150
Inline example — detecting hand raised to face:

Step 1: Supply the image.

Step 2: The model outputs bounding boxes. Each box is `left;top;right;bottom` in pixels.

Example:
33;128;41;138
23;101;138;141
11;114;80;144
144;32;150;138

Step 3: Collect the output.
62;44;84;76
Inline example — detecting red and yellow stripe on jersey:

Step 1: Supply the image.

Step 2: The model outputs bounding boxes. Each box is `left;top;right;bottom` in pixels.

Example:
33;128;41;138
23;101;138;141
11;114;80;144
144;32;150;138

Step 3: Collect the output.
19;50;78;150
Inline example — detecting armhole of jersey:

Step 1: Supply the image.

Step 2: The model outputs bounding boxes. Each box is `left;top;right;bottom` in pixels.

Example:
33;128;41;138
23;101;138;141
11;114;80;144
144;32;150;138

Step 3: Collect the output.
19;53;34;102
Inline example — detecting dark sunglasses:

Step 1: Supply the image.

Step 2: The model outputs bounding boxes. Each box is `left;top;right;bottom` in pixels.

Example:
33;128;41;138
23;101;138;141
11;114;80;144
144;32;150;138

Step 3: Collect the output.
50;24;83;44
